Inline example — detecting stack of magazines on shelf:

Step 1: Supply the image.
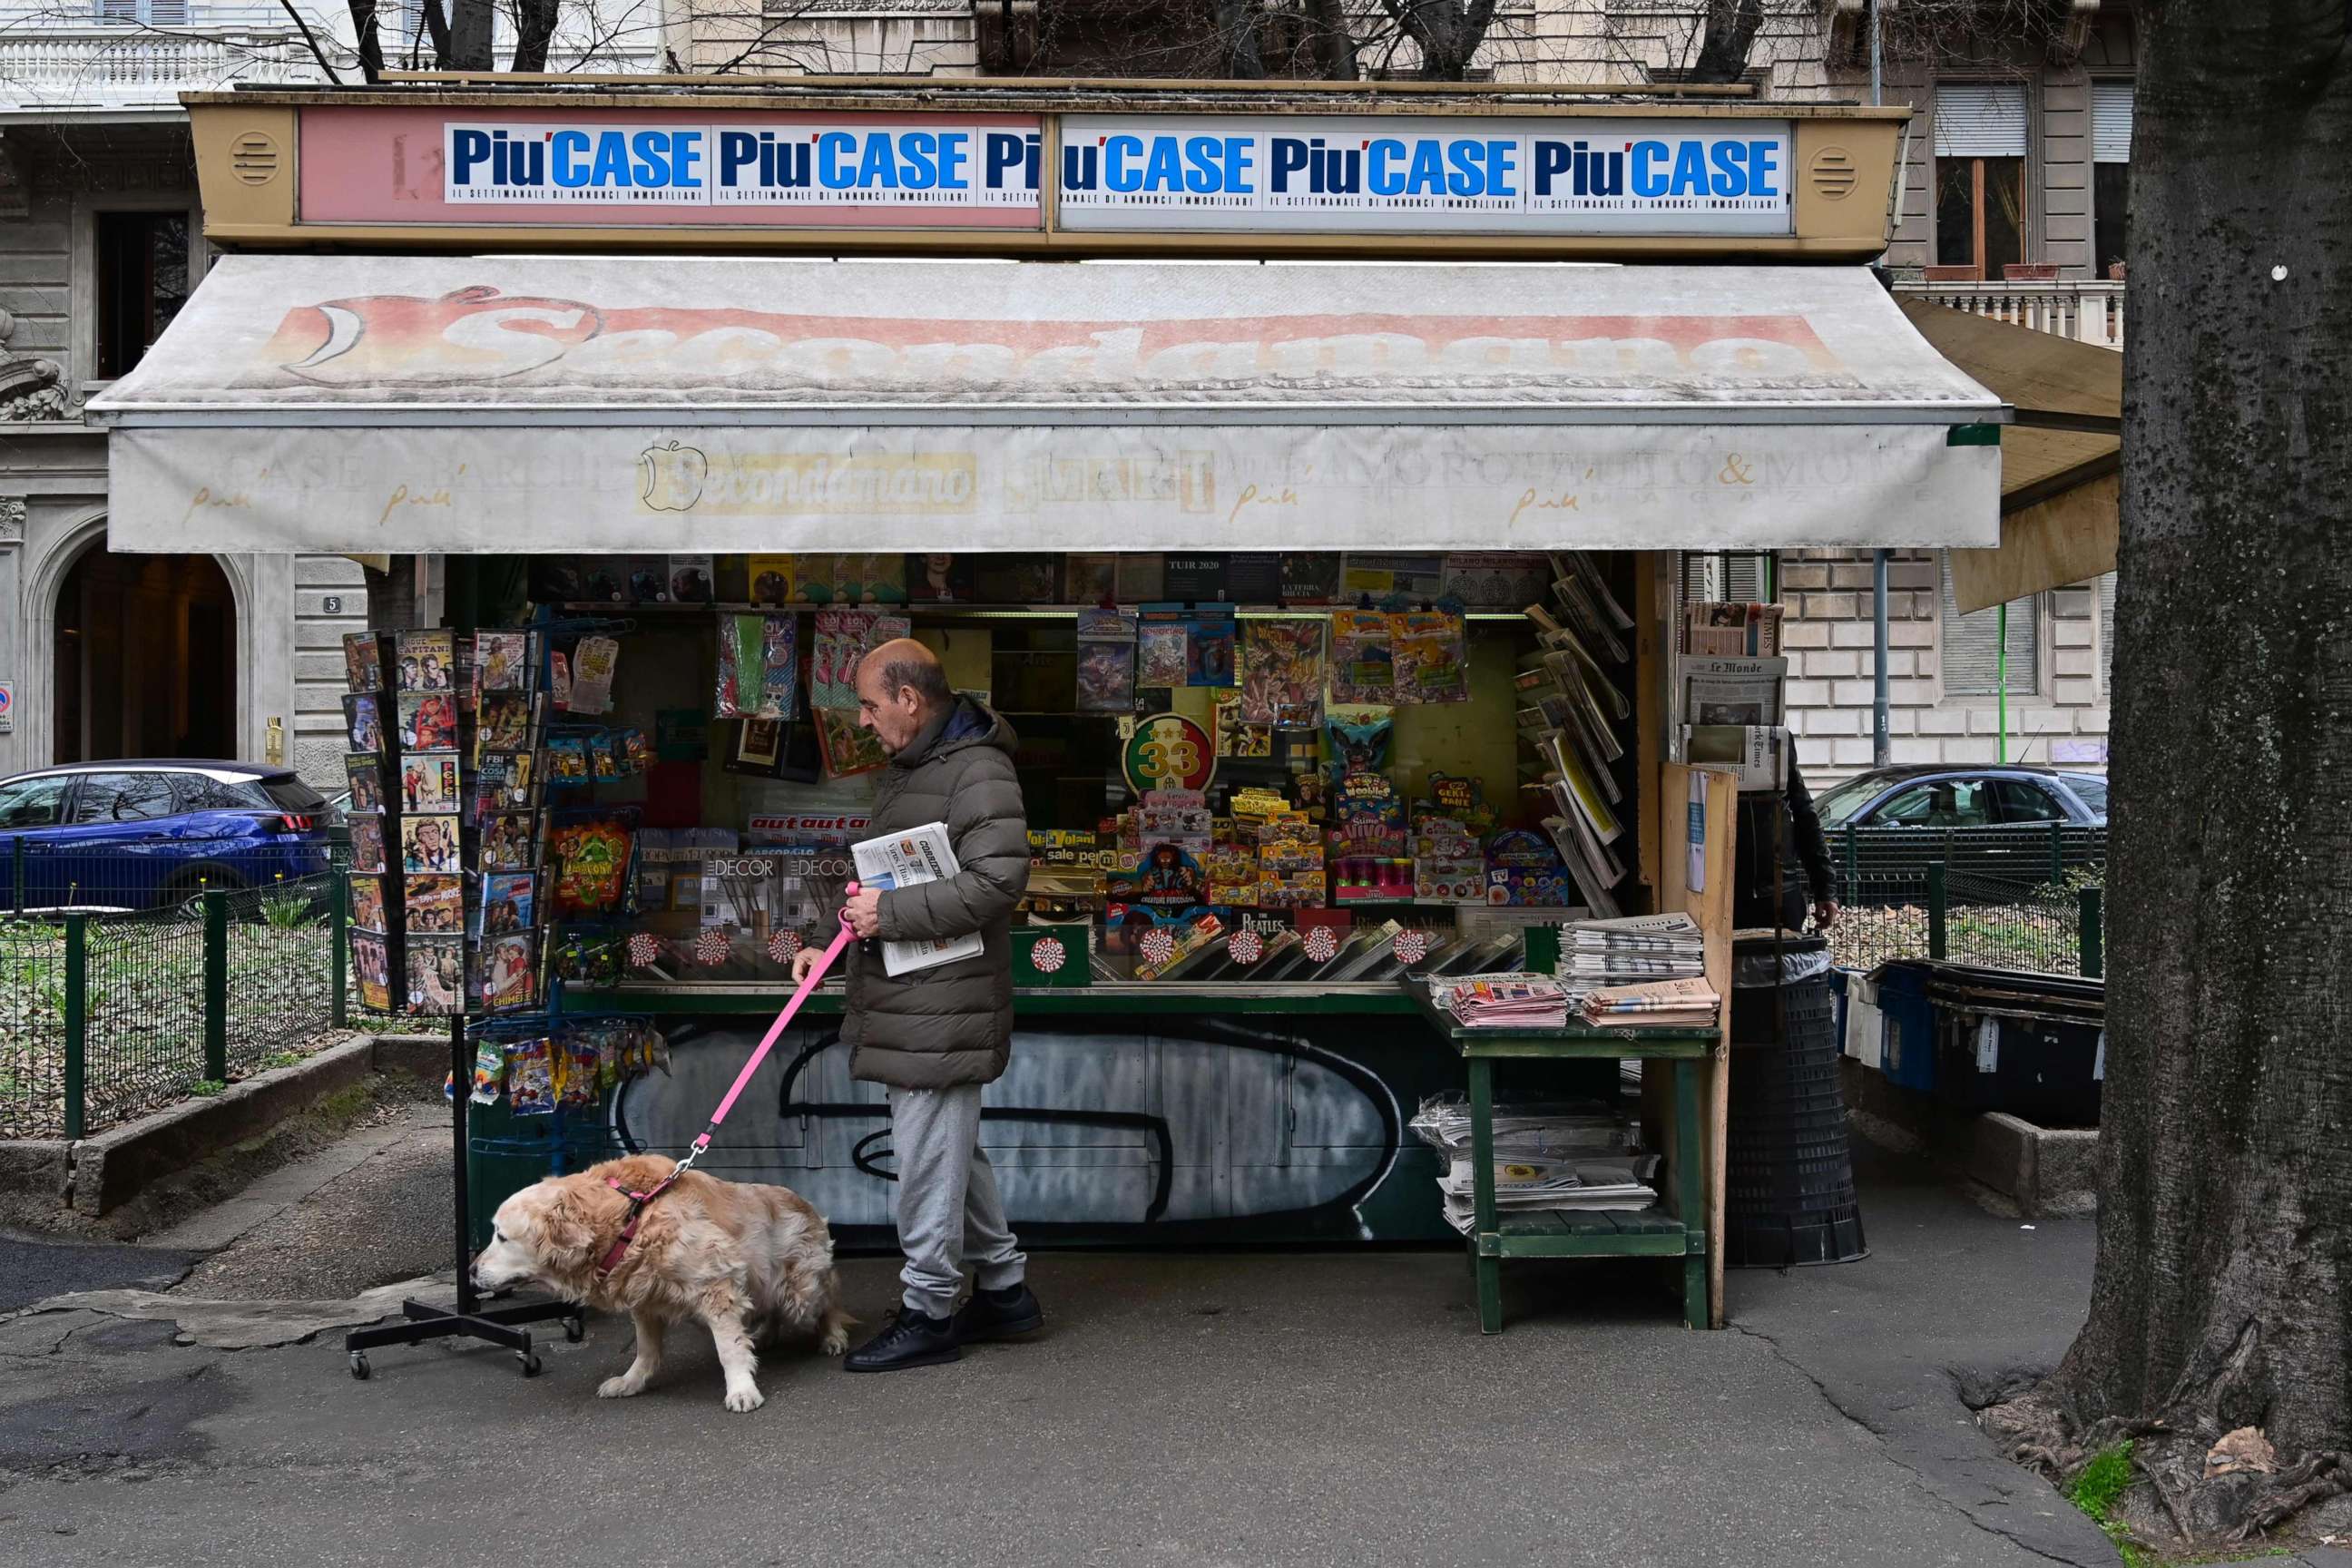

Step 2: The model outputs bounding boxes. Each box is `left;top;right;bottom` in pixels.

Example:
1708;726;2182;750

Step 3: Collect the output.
1427;971;1570;1030
1409;1097;1661;1232
1516;552;1635;918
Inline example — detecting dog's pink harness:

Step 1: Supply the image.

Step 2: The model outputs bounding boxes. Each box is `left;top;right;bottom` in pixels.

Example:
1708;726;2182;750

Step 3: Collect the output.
596;885;865;1279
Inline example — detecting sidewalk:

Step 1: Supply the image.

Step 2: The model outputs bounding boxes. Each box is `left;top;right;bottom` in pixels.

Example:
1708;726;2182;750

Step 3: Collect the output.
0;1095;2122;1568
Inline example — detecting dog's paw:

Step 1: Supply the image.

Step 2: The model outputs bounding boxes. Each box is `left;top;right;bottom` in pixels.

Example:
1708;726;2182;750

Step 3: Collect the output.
598;1374;647;1399
724;1383;766;1414
819;1330;849;1357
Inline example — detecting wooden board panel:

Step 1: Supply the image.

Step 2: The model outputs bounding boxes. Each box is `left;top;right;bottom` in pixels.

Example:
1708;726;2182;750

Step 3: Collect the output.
1658;760;1737;1328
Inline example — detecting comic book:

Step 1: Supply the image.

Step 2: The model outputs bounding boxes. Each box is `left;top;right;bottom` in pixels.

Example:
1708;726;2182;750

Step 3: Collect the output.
1240;618;1326;727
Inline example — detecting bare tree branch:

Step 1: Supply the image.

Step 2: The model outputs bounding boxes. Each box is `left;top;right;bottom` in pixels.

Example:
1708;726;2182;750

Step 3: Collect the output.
273;0;346;84
344;0;383;82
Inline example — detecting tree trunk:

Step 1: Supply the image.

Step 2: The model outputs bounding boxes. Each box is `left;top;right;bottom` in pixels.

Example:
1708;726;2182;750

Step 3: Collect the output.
446;0;495;70
2051;0;2352;1476
1215;0;1266;78
511;0;561;72
1306;0;1358;79
1688;0;1761;83
345;0;385;82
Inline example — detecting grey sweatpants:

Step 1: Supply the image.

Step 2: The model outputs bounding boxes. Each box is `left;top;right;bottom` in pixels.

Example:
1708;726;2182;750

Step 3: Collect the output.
887;1083;1026;1319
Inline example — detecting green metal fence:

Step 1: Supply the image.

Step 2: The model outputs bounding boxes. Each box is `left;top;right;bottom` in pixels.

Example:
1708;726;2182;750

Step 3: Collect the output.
1828;861;2104;979
0;855;350;1141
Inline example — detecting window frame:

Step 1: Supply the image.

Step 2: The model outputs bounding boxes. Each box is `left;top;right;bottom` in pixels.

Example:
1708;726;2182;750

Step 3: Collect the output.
0;775;82;829
1937;551;2047;702
70;770;181;827
73;190;207;396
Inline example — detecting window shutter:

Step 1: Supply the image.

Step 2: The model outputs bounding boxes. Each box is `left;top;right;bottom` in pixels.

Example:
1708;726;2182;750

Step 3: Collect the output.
1939;553;2038;696
2092;82;2135;164
1934;83;2031;159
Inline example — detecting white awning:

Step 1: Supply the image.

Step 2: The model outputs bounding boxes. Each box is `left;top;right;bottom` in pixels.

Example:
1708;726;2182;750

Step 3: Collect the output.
91;256;2004;554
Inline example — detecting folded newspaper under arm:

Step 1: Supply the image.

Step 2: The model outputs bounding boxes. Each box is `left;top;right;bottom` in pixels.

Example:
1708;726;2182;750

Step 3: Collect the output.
851;822;987;978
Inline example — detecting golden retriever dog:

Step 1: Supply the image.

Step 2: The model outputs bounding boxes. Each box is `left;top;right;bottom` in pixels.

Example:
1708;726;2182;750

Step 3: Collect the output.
473;1154;853;1412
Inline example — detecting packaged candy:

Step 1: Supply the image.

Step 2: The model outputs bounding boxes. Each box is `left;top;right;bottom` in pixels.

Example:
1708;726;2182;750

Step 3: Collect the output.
469;1038;505;1106
506;1037;555;1115
562;1035;601;1108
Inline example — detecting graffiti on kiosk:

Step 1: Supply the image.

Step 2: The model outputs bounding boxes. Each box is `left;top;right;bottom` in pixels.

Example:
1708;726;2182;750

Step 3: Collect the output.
253;285;1856;399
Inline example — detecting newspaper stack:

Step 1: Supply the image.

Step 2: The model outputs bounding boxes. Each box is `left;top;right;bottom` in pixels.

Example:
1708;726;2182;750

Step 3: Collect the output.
1408;1097;1660;1231
1577;975;1722;1031
1429;971;1570;1030
1514;551;1635;918
1557;912;1707;995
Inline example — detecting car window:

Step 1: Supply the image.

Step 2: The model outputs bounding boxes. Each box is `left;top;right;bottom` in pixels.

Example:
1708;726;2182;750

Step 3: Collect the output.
1993;779;2067;824
1813;777;1882;828
263;779;328;811
2064;776;2109;815
0;776;74;828
71;772;180;826
1873;779;1993;828
175;776;274;811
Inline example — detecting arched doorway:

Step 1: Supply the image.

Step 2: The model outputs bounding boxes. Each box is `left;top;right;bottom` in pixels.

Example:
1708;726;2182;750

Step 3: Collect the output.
52;548;239;762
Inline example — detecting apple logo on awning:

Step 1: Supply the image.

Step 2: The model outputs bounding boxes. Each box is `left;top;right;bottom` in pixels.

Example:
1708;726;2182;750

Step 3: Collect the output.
639;439;707;512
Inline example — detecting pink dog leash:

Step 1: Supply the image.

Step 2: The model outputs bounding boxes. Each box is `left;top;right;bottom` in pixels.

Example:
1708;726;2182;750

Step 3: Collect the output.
597;882;864;1278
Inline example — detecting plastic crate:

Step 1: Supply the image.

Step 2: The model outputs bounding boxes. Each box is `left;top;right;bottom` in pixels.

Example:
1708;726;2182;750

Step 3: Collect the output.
1873;962;1937;1094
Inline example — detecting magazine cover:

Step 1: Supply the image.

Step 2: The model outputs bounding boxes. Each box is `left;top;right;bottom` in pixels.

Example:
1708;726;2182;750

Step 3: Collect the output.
1240;618;1326;726
404;874;464;934
475;631;531;692
1075;609;1137;713
1328;610;1396;704
480;812;542;874
343;756;383;815
394;630;456;692
403;936;466;1015
1136;613;1190;688
397;754;460;814
748;554;798;607
475;751;535;817
397;690;461;752
480;932;539;1013
815;706;889;779
479;871;536;937
342;632;386;694
1391;612;1469;704
343;692;385;754
348;876;388;933
907;553;975;603
348;815;388;875
350;931;393;1012
668;555;715;604
550;811;636;918
400;815;461;873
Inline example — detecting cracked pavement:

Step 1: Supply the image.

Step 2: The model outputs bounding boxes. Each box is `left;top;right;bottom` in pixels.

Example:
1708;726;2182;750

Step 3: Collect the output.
0;1087;2122;1567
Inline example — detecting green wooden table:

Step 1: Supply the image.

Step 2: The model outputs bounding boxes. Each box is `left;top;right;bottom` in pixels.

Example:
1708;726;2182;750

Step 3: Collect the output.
1408;985;1714;1334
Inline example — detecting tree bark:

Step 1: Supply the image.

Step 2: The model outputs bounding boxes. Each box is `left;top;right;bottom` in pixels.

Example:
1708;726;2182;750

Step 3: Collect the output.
446;0;495;70
1688;0;1762;83
344;0;384;81
1379;0;1498;80
1306;0;1359;79
511;0;561;72
1215;0;1267;78
2052;0;2352;1467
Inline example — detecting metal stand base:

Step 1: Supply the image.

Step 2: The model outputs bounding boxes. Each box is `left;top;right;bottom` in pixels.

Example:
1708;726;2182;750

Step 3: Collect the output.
341;1017;585;1382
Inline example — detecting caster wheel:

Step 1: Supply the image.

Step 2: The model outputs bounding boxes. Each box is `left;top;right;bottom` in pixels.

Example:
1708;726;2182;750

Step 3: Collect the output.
349;1353;371;1381
564;1316;585;1344
519;1352;543;1378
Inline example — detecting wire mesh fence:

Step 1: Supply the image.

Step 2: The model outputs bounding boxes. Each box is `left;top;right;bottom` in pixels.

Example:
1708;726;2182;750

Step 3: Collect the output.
0;845;350;1140
1828;863;2104;979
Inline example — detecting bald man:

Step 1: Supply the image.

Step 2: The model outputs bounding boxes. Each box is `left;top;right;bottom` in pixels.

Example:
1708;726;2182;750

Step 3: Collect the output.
794;639;1039;1371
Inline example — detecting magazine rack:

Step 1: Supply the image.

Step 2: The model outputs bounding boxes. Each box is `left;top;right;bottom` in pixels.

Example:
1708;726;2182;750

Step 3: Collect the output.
342;1021;584;1380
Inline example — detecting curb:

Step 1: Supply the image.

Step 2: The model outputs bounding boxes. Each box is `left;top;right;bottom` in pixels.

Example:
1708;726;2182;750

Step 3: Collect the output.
0;1034;447;1224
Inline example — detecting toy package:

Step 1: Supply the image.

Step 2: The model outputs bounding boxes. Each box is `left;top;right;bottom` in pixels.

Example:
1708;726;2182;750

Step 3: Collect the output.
550;812;636;918
505;1037;555;1115
1328;610;1396;704
1186;612;1237;688
1239;618;1325;727
1391;611;1468;703
469;1038;505;1106
1485;828;1573;906
569;635;620;716
1324;706;1396;783
1136;612;1190;689
1215;694;1271;759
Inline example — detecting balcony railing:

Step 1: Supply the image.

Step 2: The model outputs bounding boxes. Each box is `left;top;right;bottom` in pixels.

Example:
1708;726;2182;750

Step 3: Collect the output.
0;24;325;109
1894;279;2127;350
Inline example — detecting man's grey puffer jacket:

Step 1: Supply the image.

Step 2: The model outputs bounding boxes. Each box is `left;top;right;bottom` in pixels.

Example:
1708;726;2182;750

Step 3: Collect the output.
842;697;1029;1089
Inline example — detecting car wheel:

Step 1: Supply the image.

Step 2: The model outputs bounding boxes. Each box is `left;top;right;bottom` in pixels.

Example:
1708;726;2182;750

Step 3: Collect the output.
164;865;250;916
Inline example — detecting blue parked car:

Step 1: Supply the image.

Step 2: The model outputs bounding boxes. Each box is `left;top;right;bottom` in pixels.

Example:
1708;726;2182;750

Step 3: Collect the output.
0;761;335;913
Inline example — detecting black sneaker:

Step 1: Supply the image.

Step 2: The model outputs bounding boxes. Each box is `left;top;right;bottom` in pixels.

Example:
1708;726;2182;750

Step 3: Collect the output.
842;1309;961;1373
953;1282;1044;1344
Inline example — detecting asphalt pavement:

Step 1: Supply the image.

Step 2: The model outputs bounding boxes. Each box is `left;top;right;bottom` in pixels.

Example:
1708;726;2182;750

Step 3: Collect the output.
0;1089;2126;1568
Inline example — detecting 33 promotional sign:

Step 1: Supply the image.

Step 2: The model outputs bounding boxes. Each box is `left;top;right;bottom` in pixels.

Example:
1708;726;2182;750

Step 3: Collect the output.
1122;713;1214;795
